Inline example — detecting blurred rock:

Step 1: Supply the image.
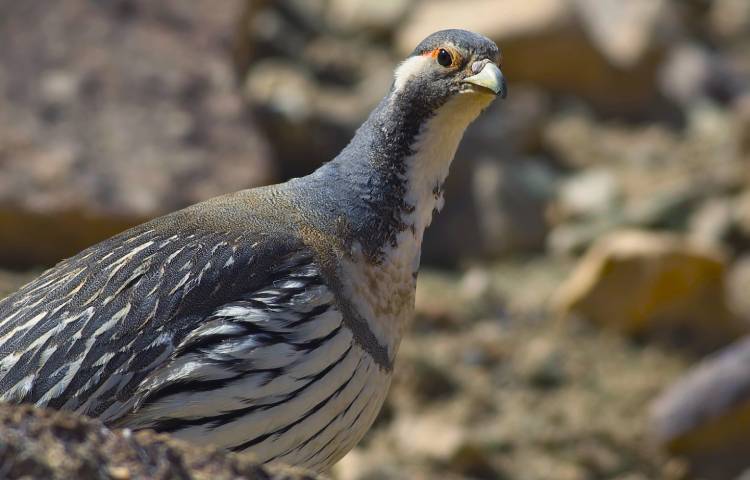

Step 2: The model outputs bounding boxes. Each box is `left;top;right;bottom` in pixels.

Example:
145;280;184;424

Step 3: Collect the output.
709;0;750;44
243;59;350;179
516;338;568;388
402;356;458;404
545;103;749;255
651;336;750;479
735;190;750;240
447;443;505;480
543;110;600;169
685;101;744;164
553;230;744;351
398;0;572;55
624;184;703;231
573;0;671;69
414;269;469;329
393;413;466;460
545;156;629;257
242;49;393;178
660;41;747;107
469;158;554;257
332;448;402;480
0;0;275;268
687;197;734;250
548;218;623;257
236;0;394;180
557;168;620;220
327;0;413;37
689;193;750;255
659;44;714;107
397;0;573;54
0;403;318;480
728;255;750;322
459;267;494;304
543;109;680;171
473;85;552;154
737;94;750;157
398;0;669;112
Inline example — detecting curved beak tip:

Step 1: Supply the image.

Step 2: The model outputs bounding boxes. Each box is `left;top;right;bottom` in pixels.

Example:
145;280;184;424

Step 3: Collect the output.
463;62;507;99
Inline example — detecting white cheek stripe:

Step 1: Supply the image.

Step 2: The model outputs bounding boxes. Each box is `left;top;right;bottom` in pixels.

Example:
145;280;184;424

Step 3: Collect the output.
393;55;433;92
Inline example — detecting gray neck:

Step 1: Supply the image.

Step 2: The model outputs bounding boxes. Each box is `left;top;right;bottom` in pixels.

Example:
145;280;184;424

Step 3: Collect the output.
294;82;443;261
293;81;492;263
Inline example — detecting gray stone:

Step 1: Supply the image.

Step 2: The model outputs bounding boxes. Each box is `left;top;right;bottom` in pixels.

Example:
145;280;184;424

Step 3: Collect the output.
651;336;750;479
558;168;620;220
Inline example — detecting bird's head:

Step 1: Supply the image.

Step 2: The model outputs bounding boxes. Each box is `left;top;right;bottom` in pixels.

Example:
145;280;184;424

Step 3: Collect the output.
393;29;506;104
309;30;506;257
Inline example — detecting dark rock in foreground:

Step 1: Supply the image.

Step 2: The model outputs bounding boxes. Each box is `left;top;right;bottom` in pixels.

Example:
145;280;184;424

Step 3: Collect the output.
0;403;318;480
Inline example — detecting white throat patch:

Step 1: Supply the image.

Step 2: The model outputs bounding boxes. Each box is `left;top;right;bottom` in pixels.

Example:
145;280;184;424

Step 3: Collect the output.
400;90;495;239
338;88;496;363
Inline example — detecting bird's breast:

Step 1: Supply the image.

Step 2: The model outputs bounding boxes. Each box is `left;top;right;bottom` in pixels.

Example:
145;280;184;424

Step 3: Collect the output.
338;235;420;362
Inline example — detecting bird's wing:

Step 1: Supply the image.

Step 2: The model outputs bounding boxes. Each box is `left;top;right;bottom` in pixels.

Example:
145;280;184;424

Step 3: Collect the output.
0;221;343;427
111;264;356;451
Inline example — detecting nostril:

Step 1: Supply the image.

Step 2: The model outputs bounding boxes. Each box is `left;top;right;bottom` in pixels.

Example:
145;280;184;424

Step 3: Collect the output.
471;60;488;74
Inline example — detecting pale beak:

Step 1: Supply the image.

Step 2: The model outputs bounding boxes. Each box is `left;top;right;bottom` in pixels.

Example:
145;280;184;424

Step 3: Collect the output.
462;63;507;99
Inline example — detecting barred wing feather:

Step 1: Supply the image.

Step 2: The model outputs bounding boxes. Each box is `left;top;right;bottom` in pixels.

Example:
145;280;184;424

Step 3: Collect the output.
0;226;327;424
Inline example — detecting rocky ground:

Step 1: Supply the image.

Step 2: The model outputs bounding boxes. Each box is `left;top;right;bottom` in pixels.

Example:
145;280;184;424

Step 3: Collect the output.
3;0;750;478
0;403;318;480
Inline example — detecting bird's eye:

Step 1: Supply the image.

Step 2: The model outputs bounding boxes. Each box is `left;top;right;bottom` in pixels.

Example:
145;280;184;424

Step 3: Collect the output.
437;49;452;67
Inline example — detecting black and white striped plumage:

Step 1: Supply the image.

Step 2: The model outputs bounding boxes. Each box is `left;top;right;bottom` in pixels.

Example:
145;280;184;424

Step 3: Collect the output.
0;30;504;471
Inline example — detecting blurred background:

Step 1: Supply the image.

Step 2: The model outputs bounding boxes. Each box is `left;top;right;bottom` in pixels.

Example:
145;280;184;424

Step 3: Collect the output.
1;0;749;479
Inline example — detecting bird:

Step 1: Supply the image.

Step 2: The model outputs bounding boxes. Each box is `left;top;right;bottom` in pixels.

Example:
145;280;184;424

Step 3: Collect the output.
0;29;505;471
